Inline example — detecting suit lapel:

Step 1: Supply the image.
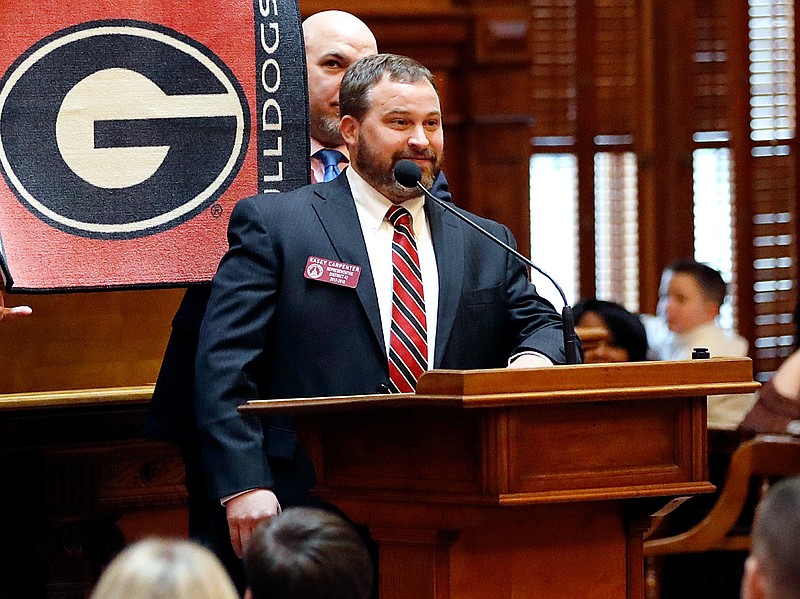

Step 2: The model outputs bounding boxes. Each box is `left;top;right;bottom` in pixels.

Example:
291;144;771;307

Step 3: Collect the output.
310;175;386;358
426;199;465;368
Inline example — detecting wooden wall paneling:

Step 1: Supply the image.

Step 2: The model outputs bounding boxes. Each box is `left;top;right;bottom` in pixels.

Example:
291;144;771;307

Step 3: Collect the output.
0;288;184;394
638;0;697;313
453;0;529;7
0;401;187;598
729;0;756;355
576;0;598;300
466;8;535;254
295;5;537;253
363;12;473;208
298;5;474;75
637;0;659;314
466;123;534;254
298;0;462;15
364;11;472;68
465;67;533;118
465;62;535;240
658;0;696;265
473;7;532;65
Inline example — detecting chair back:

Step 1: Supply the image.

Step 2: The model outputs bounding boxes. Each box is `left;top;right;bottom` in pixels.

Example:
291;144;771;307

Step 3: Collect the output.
645;434;800;556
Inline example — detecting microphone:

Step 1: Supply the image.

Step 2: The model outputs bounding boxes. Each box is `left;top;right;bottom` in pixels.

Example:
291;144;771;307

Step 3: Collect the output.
393;159;581;365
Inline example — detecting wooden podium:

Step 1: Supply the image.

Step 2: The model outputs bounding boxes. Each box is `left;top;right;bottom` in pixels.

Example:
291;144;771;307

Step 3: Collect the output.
241;358;758;599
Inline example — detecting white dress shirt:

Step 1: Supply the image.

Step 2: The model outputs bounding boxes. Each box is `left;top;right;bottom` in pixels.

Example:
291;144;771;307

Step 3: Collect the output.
642;315;755;430
346;167;439;366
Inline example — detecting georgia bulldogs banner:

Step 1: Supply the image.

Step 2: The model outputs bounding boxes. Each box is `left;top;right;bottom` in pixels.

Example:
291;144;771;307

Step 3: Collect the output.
0;1;309;291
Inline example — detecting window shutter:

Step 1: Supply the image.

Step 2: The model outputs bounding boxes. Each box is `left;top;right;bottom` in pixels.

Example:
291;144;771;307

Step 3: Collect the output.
592;0;639;309
694;0;731;135
529;0;640;309
530;0;576;140
595;0;638;136
748;0;797;378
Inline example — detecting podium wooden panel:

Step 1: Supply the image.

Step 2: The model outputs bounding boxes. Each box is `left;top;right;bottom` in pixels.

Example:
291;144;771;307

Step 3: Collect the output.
242;358;759;599
0;387;187;598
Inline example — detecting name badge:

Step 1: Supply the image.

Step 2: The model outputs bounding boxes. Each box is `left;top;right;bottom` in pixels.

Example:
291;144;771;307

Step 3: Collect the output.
304;256;361;289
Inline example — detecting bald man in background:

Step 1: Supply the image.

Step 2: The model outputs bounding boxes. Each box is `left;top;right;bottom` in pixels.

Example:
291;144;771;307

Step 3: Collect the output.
304;11;376;182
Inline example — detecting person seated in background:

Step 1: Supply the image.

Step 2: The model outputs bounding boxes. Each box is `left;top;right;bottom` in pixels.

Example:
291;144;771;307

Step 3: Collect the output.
573;298;648;363
0;287;31;323
243;507;373;599
645;259;747;360
648;263;761;598
89;538;239;599
741;475;800;599
739;347;800;437
739;298;800;438
643;259;754;430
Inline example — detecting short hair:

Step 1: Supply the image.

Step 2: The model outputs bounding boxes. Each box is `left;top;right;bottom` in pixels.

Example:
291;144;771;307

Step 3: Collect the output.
339;53;437;122
665;259;728;307
89;539;239;599
751;476;800;599
244;507;373;599
573;298;649;362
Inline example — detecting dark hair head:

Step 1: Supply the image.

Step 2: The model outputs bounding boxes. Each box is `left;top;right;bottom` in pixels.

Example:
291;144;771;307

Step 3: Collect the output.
665;259;728;307
573;299;649;362
751;476;800;598
339;53;437;122
244;507;373;599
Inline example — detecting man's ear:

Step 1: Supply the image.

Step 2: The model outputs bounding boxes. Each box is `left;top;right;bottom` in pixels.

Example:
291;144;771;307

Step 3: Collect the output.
704;298;721;322
340;115;359;146
243;588;253;599
742;555;767;599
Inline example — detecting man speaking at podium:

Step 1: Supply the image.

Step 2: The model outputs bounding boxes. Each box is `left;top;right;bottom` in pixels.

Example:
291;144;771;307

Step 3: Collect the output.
195;53;568;569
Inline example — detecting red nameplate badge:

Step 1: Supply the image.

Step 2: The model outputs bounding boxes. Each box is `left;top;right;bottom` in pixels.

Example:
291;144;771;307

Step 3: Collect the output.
304;256;361;289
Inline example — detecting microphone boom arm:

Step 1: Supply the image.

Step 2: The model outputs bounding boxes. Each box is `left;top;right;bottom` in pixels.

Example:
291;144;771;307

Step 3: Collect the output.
415;181;582;366
418;183;562;302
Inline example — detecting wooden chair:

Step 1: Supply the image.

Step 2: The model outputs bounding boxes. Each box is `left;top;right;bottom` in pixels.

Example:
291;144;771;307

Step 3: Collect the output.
643;434;800;598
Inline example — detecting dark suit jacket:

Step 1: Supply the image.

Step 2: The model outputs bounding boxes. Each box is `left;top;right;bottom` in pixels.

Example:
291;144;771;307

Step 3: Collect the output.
195;172;566;501
146;172;452;449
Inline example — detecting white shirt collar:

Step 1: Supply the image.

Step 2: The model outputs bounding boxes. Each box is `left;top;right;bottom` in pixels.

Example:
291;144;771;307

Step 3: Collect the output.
345;167;426;233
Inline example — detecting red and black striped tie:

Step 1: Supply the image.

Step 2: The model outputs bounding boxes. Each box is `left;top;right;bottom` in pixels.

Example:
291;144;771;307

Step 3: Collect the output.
386;205;428;393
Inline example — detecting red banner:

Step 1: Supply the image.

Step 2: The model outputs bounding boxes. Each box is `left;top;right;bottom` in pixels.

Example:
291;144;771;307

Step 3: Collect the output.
0;0;308;291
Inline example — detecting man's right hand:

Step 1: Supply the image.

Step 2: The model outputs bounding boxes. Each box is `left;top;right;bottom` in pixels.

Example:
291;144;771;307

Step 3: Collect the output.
225;488;282;557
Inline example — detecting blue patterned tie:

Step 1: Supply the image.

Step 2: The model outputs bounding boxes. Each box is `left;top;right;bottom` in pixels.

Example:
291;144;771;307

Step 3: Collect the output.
315;149;345;182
